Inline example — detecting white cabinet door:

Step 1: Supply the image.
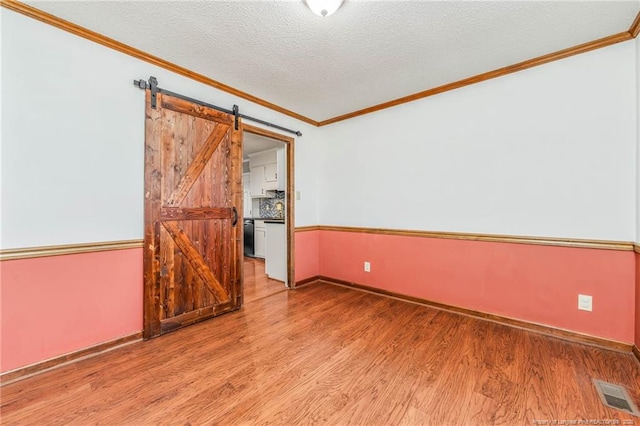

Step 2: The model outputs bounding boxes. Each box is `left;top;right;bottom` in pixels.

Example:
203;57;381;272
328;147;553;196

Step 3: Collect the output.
254;229;266;258
265;223;286;283
250;167;265;197
264;163;277;190
254;220;266;258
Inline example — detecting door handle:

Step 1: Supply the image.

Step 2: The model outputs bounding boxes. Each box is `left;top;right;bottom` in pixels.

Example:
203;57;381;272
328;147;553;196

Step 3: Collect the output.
232;207;238;226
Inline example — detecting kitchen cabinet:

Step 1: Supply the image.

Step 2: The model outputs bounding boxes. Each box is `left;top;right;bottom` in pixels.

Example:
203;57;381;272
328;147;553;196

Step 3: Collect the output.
249;166;267;198
248;147;285;197
264;162;278;190
265;221;286;283
250;164;276;198
254;220;266;259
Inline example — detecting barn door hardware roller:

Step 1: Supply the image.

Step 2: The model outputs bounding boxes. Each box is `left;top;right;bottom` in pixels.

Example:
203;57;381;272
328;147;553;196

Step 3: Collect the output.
232;105;239;131
133;76;158;108
133;76;302;137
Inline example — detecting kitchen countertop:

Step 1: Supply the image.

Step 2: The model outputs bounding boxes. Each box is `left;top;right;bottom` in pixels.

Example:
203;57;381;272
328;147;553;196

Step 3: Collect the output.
244;217;284;222
264;219;285;224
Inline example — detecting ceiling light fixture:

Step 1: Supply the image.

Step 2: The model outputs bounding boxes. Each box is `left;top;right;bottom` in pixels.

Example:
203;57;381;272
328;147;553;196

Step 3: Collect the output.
304;0;344;17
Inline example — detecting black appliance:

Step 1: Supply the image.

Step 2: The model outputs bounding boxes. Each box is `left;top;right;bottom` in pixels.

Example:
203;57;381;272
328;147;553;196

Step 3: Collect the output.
243;219;254;257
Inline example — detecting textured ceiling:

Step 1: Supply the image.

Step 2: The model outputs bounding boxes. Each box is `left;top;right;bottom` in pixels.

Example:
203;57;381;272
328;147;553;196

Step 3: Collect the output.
25;0;640;122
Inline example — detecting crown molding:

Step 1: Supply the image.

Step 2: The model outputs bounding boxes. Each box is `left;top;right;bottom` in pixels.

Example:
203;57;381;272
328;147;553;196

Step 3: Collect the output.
2;1;638;128
629;11;640;38
0;0;318;127
318;31;632;126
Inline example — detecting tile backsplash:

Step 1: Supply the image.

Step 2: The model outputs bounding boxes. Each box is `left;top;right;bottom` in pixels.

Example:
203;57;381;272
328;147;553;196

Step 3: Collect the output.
259;191;285;218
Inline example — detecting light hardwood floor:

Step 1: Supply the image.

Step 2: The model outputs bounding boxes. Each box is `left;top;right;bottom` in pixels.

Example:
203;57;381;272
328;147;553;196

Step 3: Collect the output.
2;268;640;425
242;257;288;304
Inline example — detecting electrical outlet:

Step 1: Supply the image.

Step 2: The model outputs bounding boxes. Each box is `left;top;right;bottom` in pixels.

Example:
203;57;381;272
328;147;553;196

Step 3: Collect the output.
578;294;593;312
364;261;371;272
296;191;301;200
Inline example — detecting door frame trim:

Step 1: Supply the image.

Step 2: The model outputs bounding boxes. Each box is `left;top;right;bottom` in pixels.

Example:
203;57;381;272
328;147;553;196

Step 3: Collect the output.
242;124;296;289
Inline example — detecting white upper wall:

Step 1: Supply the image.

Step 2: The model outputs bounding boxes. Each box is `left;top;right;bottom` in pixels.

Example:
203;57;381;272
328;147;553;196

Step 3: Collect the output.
636;37;640;244
2;8;639;247
318;40;637;241
0;10;4;249
0;9;320;249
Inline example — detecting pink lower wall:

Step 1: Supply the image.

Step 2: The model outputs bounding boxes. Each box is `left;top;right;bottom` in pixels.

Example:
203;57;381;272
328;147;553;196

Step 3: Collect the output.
635;251;640;348
1;233;319;373
1;233;635;373
295;230;320;282
0;249;143;373
319;230;636;343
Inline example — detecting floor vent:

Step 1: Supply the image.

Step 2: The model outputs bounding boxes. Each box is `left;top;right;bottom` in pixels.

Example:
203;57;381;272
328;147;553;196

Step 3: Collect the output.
593;379;640;416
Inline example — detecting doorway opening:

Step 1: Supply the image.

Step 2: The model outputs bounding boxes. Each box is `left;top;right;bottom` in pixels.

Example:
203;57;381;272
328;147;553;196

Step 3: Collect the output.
141;79;301;339
241;124;295;304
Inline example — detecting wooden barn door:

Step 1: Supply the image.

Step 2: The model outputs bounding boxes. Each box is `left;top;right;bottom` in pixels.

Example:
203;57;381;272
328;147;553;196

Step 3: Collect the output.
143;91;243;339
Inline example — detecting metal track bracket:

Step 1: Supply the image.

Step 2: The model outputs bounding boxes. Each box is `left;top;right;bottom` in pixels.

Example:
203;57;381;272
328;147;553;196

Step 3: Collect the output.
132;76;302;135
